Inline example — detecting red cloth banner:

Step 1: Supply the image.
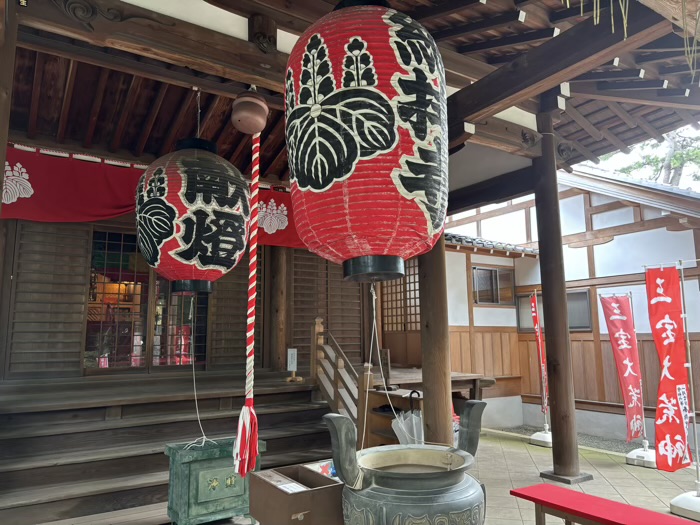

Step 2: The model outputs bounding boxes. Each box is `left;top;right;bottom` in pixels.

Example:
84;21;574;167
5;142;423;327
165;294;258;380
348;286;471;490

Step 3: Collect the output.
1;147;305;249
645;268;692;472
531;295;549;415
599;295;645;442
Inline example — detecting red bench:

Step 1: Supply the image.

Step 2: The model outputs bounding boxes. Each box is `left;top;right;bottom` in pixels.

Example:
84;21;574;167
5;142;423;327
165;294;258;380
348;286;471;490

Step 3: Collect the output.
511;484;692;525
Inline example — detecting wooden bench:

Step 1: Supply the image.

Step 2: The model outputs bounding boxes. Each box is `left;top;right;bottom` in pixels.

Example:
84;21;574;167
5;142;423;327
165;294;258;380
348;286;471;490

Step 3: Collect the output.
511;484;691;525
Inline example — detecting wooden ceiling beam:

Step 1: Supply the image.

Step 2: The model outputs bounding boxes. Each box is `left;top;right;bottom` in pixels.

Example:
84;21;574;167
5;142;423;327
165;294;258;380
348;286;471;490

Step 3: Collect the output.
447;166;535;215
83;68;109;148
446;3;670;147
407;0;488;23
564;104;604;141
160;90;196;156
636;50;691;64
457;28;559;55
660;88;691;97
27;52;44;139
17;0;287;92
134;83;168;157
549;2;595;24
659;63;692;75
571;83;700;110
572;69;645;82
606;101;639;127
597;79;668;90
109;75;143;152
56;59;77;143
637;33;686;51
432;10;527;42
17;28;284;111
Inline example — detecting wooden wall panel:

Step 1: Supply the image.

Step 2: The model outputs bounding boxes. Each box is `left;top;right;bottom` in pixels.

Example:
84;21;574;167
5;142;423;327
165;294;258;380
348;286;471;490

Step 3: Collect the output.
291;250;363;371
4;221;91;377
384;332;407;365
450;327;519;379
208;252;263;370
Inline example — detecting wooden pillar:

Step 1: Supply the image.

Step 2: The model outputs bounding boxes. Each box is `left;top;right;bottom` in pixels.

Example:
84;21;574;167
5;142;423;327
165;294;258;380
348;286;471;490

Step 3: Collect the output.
418;234;453;445
534;101;588;481
0;0;18;217
269;246;288;371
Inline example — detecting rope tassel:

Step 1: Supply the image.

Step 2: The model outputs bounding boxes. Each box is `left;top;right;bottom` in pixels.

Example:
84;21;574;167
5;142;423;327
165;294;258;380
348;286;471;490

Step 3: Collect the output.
233;131;261;477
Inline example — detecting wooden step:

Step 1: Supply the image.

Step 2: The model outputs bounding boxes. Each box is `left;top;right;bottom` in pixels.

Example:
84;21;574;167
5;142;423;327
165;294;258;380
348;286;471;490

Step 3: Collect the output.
0;421;330;473
0;448;332;525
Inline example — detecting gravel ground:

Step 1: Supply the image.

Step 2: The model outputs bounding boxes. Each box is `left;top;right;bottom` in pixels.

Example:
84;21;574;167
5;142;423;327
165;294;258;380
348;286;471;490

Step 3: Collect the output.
491;425;641;454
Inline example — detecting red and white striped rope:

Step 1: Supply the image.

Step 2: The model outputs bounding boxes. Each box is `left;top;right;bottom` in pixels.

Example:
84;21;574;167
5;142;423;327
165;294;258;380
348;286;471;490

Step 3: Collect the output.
233;131;261;476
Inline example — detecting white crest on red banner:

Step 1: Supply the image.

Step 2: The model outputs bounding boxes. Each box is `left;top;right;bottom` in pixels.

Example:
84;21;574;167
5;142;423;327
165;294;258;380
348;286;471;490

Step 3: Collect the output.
258;199;289;234
2;162;34;205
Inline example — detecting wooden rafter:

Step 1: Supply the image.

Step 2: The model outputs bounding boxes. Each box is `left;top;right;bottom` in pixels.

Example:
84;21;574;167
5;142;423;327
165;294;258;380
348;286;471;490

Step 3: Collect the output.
597;79;668;90
134;83;169;157
448;166;535;214
636;50;691;64
457;28;558;55
570;83;700;110
259;114;285;170
606;101;664;141
674;108;700;129
27;51;44;139
606;101;638;127
160;89;196;156
109;75;143;152
564;104;604;141
56;59;77;143
432;11;527;42
572;69;645;82
659;63;692;75
17;29;284;111
407;0;488;23
266;147;288;179
446;3;670;147
660;88;691;97
230;134;252;171
18;0;288;92
83;68;109;148
198;95;225;139
549;2;595;24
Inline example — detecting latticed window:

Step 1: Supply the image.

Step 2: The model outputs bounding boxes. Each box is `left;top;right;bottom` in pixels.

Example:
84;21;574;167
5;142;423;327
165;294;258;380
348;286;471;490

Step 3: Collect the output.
85;232;149;369
153;276;208;366
381;258;420;332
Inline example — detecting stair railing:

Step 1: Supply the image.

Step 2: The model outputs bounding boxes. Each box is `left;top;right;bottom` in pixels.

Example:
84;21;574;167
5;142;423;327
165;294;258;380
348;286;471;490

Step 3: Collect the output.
311;318;373;424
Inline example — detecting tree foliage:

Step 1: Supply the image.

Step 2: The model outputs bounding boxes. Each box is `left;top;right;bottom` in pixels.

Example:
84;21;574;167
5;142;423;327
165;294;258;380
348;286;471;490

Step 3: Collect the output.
619;130;700;187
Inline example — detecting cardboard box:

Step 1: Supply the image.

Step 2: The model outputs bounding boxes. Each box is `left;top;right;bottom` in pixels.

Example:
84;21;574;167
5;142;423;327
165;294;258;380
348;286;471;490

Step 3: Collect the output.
250;465;344;525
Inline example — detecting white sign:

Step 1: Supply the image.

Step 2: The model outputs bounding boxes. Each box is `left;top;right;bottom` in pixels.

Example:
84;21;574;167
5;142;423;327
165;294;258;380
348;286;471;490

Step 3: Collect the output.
287;348;298;372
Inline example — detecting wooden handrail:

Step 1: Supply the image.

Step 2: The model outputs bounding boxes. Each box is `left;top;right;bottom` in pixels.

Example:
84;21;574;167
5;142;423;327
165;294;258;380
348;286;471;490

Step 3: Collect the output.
325;330;359;382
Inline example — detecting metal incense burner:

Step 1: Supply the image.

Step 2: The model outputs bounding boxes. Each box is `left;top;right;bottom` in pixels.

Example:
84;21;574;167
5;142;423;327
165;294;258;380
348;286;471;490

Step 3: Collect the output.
324;413;485;525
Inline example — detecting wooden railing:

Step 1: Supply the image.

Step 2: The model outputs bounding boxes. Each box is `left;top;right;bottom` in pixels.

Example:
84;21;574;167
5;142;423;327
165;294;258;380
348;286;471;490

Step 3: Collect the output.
311;318;374;424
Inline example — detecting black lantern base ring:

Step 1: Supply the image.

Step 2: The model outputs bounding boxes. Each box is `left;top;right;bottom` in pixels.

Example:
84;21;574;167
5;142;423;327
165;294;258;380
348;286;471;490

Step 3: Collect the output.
343;255;405;283
172;280;214;294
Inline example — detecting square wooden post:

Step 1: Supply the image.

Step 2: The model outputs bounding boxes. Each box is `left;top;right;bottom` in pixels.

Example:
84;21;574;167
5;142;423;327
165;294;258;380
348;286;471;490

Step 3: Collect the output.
0;0;18;217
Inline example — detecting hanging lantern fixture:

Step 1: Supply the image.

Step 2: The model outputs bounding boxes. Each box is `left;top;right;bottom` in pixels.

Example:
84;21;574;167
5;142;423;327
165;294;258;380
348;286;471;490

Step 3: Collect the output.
285;0;449;282
135;138;251;293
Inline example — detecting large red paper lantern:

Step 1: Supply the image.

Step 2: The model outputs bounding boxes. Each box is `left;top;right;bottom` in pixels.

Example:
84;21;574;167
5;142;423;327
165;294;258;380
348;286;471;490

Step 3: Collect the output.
136;138;250;293
285;2;448;282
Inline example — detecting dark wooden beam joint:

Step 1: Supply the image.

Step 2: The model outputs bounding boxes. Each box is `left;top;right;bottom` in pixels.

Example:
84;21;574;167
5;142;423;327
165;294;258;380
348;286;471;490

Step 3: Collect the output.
446;3;670;133
249;13;276;54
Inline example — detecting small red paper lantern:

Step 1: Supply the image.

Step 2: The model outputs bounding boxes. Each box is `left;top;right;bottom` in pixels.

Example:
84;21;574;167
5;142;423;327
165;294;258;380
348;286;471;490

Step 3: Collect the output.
136;138;250;293
285;2;448;282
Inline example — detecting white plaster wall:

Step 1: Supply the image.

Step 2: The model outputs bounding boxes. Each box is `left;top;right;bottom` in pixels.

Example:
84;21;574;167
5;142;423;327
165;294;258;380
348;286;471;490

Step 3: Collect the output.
446;251;470;327
481;397;524;428
591;207;635;230
594;228;697;277
480;210;528;245
446;222;478;238
563;245;589;281
589;193;618;206
559;195;587;236
598;278;700;334
472;254;514;267
513;194;535;204
473;307;517;327
642;206;664;221
530;207;538;242
514;257;540;287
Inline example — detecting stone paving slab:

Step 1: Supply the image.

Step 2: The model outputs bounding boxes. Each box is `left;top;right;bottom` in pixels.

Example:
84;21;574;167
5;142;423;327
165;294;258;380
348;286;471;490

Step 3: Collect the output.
475;433;696;525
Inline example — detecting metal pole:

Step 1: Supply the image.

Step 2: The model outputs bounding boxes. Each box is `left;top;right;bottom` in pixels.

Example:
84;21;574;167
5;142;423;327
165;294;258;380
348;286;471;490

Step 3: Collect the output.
626;292;650;451
532;291;550;433
678;262;700;496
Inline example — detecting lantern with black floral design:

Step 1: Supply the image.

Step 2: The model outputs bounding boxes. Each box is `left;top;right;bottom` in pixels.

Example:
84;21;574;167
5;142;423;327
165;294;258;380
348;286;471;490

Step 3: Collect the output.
135;138;250;293
285;1;448;282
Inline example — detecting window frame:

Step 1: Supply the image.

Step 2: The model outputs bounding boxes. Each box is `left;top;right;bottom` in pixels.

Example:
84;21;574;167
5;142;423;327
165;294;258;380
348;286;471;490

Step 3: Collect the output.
516;289;593;333
472;266;515;306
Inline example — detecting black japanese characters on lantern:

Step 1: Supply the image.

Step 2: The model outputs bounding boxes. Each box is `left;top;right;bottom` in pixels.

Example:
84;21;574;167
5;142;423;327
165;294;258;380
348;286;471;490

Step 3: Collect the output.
135;139;250;292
